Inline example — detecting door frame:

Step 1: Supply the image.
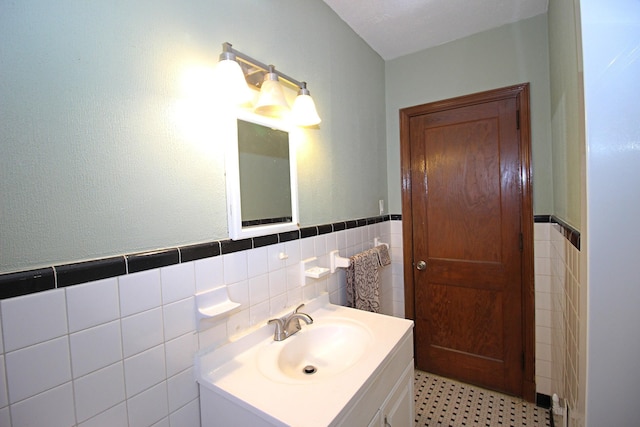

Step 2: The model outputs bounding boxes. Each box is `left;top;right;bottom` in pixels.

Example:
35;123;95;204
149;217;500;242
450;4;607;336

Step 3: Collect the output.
400;83;536;401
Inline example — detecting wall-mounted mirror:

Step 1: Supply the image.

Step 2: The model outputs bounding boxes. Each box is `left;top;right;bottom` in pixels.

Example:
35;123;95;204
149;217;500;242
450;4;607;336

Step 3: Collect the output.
226;110;299;240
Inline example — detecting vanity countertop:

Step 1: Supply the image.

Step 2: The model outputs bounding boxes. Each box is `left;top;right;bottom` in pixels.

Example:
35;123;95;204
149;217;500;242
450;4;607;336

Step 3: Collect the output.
196;294;414;426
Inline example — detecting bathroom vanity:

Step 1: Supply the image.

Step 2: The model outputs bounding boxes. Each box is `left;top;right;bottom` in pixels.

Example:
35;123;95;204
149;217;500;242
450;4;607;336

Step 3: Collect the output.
196;294;414;426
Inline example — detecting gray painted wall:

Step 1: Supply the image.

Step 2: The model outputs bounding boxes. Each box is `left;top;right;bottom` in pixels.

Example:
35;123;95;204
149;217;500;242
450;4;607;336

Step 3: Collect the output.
549;0;585;230
0;0;387;273
385;14;553;216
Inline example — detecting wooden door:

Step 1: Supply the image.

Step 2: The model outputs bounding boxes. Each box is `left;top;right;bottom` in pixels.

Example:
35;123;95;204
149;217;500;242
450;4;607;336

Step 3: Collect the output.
400;84;535;399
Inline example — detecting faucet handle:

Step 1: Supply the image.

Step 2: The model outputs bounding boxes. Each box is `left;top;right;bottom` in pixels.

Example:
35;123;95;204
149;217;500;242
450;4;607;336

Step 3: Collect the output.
268;318;285;341
294;303;305;313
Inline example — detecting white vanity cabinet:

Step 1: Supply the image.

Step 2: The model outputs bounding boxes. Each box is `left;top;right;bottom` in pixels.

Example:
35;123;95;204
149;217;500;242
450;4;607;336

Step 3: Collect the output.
200;334;414;427
336;331;414;427
366;361;414;427
197;295;415;427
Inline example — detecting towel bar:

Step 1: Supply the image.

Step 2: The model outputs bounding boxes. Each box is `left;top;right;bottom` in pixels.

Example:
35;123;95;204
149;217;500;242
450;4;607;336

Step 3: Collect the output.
330;250;350;273
329;238;390;273
374;237;389;249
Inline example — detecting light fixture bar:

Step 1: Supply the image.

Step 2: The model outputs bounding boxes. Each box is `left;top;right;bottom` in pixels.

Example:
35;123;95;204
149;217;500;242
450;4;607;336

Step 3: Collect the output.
222;42;305;91
219;42;321;126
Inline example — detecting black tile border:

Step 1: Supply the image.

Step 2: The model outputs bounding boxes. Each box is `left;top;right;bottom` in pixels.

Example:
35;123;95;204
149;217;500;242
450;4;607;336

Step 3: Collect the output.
332;221;346;231
317;224;333;235
552;216;580;251
252;234;278;248
278;230;300;243
300;226;318;239
180;242;221;263
220;239;253;254
56;257;127;288
367;216;385;224
536;214;581;250
126;249;180;274
0;214;400;300
536;392;551;409
534;214;552;223
0;268;56;300
0;212;581;300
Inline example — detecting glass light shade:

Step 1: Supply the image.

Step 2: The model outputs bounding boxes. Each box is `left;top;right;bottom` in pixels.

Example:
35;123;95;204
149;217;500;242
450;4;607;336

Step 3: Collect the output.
254;72;290;117
213;58;253;105
291;93;321;126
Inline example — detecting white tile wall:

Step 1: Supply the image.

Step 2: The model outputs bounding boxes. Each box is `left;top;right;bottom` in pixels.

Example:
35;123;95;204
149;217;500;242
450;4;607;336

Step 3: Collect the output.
74;363;125;423
121;308;164;358
165;333;197;378
0;356;7;408
0;221;399;426
0;219;565;426
66;278;120;333
167;368;198;413
127;382;168;427
124;345;166;398
535;221;584;408
69;320;122;378
0;265;200;426
389;220;405;317
534;223;554;396
549;224;583;421
168;399;200;427
163;298;195;340
0;406;11;427
119;269;163;317
6;336;72;403
193;256;223;293
78;403;128;427
9;383;75;427
2;289;68;352
160;263;196;304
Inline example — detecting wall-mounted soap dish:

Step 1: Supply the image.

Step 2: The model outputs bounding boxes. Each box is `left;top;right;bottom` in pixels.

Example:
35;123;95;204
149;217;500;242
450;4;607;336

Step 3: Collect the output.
300;257;330;285
195;287;241;330
305;266;330;278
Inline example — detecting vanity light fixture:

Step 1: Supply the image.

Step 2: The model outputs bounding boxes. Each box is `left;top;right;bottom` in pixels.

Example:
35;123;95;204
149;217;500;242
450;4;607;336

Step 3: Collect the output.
212;44;254;105
254;65;290;117
291;82;322;126
213;42;321;126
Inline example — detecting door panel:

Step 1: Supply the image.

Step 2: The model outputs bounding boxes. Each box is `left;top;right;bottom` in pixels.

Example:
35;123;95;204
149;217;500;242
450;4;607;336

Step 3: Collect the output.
408;96;523;396
424;119;502;263
428;284;503;360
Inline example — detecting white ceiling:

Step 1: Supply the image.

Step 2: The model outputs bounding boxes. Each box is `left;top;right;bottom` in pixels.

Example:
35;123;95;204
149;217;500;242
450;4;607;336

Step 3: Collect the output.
322;0;549;60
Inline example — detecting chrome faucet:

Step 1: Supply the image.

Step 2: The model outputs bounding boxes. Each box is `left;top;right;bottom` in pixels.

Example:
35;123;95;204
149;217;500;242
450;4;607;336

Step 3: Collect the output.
267;304;313;341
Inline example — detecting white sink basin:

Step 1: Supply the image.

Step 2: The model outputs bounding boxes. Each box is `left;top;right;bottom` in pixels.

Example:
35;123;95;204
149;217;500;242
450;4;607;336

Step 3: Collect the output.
196;293;414;427
257;318;374;383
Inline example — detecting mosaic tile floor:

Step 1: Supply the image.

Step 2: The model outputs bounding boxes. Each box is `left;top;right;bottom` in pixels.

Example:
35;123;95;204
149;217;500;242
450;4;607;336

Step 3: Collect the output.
414;370;551;426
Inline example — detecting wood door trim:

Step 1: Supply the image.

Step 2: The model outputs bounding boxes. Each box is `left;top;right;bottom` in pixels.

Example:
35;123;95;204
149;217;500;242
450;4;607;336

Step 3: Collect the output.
400;83;535;401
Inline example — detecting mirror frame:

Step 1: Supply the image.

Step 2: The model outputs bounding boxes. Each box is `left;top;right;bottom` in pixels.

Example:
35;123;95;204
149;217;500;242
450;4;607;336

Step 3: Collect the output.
225;109;299;240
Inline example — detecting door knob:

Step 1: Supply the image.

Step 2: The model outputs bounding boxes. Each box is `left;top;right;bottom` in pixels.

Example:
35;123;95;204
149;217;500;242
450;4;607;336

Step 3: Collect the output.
416;260;427;271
